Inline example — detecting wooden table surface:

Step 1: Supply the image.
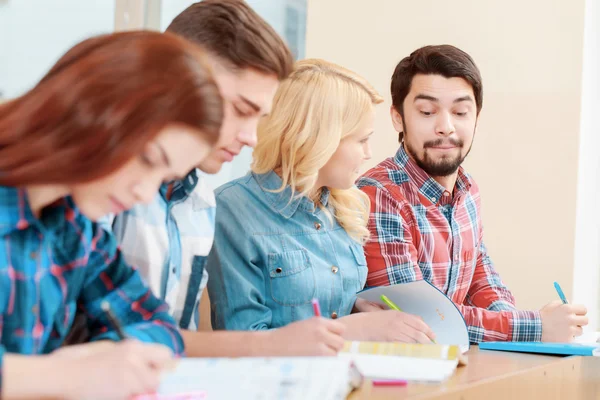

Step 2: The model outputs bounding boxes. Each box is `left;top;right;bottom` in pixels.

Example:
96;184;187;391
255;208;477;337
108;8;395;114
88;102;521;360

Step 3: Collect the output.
350;346;600;400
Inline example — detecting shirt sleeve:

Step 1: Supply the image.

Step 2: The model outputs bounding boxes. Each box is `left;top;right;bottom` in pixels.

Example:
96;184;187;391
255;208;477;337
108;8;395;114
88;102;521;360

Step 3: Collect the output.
205;187;272;331
461;239;542;342
360;183;423;287
360;183;541;343
79;222;184;354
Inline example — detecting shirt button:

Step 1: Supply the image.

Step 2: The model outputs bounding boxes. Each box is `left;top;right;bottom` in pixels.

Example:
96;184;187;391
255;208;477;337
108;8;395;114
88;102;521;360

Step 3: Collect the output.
31;305;38;314
314;222;322;230
29;251;38;260
430;197;437;203
331;312;338;319
331;266;339;274
172;267;176;274
275;267;283;274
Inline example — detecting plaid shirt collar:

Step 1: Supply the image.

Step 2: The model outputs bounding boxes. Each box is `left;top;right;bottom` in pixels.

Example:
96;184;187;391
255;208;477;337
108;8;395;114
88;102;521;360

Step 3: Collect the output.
253;170;331;219
394;144;472;204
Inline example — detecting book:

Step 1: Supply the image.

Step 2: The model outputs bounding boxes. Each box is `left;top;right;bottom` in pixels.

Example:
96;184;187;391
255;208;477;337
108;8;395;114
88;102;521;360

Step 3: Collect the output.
357;280;470;351
338;341;464;382
147;357;363;400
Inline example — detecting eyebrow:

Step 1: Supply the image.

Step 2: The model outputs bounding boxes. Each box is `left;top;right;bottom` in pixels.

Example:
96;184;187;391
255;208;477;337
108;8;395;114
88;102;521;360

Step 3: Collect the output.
414;94;474;104
239;95;261;113
156;143;171;167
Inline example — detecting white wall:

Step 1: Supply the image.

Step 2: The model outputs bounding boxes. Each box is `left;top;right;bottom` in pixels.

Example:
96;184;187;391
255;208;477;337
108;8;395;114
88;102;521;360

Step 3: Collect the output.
0;0;115;98
573;0;600;330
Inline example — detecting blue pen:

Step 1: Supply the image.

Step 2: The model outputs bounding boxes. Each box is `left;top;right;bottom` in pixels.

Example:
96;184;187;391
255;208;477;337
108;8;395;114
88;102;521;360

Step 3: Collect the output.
553;282;568;304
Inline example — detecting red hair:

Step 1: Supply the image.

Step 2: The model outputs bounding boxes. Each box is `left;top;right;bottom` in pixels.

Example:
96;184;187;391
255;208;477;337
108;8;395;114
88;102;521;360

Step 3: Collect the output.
0;31;223;186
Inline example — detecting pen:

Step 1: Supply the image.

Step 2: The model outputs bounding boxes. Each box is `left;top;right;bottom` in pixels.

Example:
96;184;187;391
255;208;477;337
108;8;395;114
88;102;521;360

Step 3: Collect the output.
372;379;408;387
101;300;127;340
380;294;436;344
553;282;568;304
311;298;322;317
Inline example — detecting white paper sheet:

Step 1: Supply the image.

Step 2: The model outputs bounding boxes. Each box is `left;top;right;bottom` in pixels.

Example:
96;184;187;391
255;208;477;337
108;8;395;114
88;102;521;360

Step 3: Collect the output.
574;331;600;344
357;280;470;349
157;357;355;400
338;353;457;382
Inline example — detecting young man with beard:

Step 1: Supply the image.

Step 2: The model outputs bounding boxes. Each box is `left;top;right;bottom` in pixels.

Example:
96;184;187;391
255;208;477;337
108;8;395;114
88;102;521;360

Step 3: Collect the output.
357;45;588;343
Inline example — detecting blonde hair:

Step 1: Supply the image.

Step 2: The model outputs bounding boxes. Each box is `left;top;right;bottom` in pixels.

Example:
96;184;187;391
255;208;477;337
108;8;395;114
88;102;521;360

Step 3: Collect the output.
252;59;383;243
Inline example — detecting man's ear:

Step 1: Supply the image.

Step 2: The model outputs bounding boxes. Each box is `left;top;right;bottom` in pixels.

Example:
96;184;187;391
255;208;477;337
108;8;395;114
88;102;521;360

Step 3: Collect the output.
390;105;404;132
391;105;404;142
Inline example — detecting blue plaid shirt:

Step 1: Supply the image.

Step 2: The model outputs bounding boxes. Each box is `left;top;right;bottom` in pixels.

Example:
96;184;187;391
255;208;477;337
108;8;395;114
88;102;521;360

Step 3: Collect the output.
0;186;184;390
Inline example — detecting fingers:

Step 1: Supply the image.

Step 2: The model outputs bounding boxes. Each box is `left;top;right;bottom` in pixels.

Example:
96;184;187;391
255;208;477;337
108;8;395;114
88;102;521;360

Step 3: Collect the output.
318;317;346;336
572;325;583;338
121;341;173;372
571;314;589;327
391;332;418;343
569;304;588;315
402;314;436;341
322;330;346;353
127;355;163;395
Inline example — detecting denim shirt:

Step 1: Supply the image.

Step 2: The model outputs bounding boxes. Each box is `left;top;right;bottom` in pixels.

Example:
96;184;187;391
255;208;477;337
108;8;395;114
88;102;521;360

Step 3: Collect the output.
206;171;368;330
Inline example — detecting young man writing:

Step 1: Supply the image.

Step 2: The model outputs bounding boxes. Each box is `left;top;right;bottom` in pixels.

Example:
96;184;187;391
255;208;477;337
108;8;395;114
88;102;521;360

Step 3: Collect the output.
357;45;588;343
107;0;345;356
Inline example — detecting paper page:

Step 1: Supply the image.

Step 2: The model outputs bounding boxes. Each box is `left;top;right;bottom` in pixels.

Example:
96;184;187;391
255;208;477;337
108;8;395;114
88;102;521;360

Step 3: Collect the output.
574;331;600;344
156;357;353;400
339;353;457;382
357;280;469;348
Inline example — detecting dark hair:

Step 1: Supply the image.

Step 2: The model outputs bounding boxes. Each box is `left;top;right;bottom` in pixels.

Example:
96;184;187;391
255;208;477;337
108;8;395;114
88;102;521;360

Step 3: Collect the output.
167;0;294;80
391;45;483;142
0;31;223;186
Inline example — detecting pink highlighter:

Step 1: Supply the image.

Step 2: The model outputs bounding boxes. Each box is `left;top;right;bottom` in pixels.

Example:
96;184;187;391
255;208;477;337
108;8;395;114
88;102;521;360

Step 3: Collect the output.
372;379;408;387
132;392;207;400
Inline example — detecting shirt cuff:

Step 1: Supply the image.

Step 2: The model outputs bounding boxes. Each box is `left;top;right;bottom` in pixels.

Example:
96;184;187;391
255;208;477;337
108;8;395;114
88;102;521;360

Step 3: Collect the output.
92;323;185;355
509;310;542;342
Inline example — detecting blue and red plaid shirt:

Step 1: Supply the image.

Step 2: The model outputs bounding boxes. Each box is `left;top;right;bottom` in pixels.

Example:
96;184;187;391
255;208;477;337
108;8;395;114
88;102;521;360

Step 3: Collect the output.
0;186;184;390
357;146;542;343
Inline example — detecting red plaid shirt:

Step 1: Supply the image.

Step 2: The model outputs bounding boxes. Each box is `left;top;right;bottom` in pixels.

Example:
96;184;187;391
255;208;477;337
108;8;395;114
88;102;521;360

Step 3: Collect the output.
357;146;541;343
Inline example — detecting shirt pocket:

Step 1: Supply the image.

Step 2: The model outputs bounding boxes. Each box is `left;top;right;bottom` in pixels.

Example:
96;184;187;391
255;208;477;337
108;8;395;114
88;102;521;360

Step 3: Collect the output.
460;243;478;284
268;249;316;306
350;244;368;289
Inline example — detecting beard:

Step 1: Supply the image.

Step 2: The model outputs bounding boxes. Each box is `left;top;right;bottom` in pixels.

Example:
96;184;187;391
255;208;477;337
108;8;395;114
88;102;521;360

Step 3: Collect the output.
404;130;473;177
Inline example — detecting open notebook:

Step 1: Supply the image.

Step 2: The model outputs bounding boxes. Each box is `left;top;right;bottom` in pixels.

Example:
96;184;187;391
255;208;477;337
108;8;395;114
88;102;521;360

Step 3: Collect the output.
339;341;464;383
357;280;470;352
139;357;362;400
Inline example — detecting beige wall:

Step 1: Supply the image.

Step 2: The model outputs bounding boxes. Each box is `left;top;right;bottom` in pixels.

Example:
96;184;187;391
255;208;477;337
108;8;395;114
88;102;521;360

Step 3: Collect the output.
306;0;586;310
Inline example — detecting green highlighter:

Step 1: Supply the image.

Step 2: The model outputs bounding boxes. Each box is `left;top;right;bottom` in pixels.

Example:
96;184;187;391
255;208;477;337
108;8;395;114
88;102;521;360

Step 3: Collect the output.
380;294;402;311
380;294;437;344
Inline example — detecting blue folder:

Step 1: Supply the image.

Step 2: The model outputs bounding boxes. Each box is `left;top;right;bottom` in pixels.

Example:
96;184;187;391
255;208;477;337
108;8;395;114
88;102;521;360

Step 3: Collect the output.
479;341;600;356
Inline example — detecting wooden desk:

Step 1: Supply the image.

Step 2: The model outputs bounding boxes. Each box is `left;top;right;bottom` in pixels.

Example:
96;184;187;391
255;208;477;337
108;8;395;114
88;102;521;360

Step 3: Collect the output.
350;346;600;399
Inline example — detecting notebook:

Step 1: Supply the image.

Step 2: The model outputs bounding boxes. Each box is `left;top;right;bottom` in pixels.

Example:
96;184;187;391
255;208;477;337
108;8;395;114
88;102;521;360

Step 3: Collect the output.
145;357;363;400
574;331;600;344
338;341;463;382
357;280;470;351
479;341;600;356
